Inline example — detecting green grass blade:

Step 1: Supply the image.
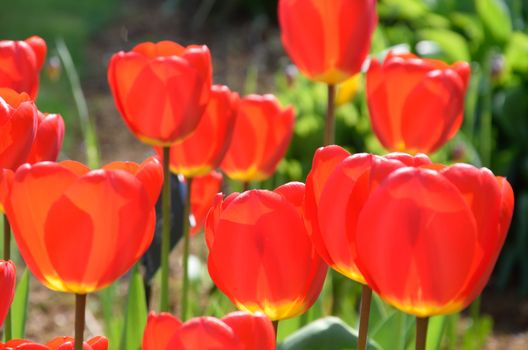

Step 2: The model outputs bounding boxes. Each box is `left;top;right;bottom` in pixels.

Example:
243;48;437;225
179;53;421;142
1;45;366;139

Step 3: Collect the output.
426;315;447;350
120;265;147;350
55;37;101;168
11;269;30;339
99;283;123;350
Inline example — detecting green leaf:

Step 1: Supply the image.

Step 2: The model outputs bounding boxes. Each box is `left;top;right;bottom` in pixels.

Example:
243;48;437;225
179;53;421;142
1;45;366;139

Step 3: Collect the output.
278;317;381;350
450;13;485;53
99;283;124;350
505;32;528;74
426;316;447;350
10;269;30;339
475;0;512;43
120;265;147;350
378;0;430;21
462;315;493;350
418;29;471;62
370;309;413;350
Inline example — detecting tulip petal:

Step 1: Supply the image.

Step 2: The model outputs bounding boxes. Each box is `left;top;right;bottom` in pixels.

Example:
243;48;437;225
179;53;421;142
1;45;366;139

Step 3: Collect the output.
401;69;464;152
304;145;350;264
43;170;151;292
190;171;222;235
27;113;65;163
7;163;80;287
0;97;38;170
164;85;239;177
221;95;294;181
168;317;243;350
356;167;478;316
142;312;182;350
222;311;275;350
0;260;15;328
318;153;404;282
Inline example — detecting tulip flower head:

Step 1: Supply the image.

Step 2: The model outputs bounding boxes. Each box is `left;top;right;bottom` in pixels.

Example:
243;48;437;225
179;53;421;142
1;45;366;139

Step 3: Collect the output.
0;336;108;350
0;36;46;99
220;94;295;182
306;146;514;316
206;182;327;320
108;41;212;146
355;160;514;316
5;157;163;293
190;171;223;235
366;52;470;154
0;260;15;328
27;112;65;163
156;85;239;177
142;311;275;350
0;88;38;170
278;0;378;84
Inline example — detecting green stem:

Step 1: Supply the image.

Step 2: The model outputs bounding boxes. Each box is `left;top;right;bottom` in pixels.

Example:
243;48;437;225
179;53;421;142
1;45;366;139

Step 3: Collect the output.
74;294;87;350
272;320;279;341
160;146;172;312
357;285;373;350
330;271;341;315
299;312;309;328
242;181;250;192
3;215;11;341
181;177;193;321
324;84;336;146
416;317;429;350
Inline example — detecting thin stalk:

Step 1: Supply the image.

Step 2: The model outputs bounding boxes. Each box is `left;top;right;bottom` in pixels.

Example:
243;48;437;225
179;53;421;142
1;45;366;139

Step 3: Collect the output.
299;312;309;328
324;84;336;146
416;317;429;350
242;181;250;192
160;146;172;312
3;215;12;341
357;285;373;350
272;320;279;341
74;294;87;350
181;177;193;321
331;271;342;316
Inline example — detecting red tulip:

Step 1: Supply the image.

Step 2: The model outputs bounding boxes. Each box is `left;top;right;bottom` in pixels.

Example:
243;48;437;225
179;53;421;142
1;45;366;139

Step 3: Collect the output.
157;85;239;177
190;171;222;235
27;112;65;163
0;260;15;328
142;311;275;350
220;95;295;182
367;52;470;153
5;157;163;293
308;146;514;316
0;36;46;99
0;336;107;350
355;163;514;316
278;0;377;84
0;88;38;170
206;182;327;320
108;41;212;146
